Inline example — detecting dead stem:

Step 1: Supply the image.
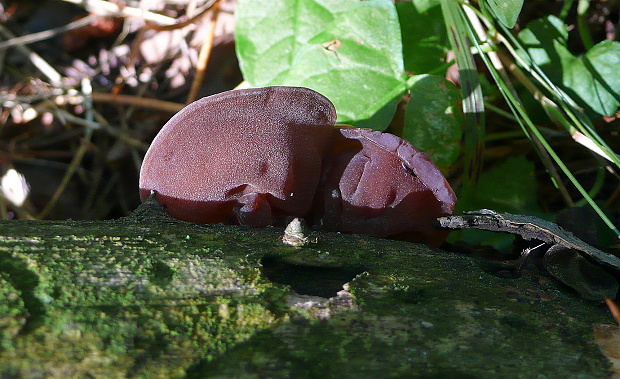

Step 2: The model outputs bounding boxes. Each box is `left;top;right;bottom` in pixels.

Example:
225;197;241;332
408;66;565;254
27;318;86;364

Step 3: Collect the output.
145;0;218;31
60;0;176;25
0;24;62;86
91;93;184;113
186;0;221;104
0;14;100;51
605;297;620;326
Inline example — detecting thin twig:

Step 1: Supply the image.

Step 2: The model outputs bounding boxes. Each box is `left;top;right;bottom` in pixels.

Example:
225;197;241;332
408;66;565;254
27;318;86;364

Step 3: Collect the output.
0;24;62;86
145;0;218;31
37;138;90;219
91;92;184;113
61;0;176;25
605;297;620;326
37;79;96;219
51;109;149;150
186;0;221;104
0;14;100;51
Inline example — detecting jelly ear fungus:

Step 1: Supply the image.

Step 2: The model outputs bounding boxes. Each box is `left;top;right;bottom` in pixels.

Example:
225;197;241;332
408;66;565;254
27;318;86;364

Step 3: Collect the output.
139;86;456;245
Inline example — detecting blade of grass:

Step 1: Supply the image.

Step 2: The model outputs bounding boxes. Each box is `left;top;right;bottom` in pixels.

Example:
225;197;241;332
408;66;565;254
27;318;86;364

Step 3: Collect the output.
468;19;620;237
464;2;577;205
577;0;595;50
495;23;620;169
186;0;220;104
38;79;95;220
440;0;485;185
575;167;606;207
470;3;620;169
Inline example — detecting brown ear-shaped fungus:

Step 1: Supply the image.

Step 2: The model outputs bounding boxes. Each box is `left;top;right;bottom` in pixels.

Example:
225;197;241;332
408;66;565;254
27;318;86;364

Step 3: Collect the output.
139;86;336;226
318;127;457;246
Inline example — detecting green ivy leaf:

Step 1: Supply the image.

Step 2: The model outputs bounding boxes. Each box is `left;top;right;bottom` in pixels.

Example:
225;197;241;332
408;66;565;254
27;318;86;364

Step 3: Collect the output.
411;0;441;14
519;16;620;118
560;40;620;117
449;155;541;249
518;15;567;64
403;75;462;166
236;0;407;125
462;155;539;213
485;0;524;28
396;2;450;75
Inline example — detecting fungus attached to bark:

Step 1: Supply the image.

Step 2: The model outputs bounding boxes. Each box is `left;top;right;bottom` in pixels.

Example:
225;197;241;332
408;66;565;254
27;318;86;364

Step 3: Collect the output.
318;127;457;246
139;86;336;226
139;86;457;244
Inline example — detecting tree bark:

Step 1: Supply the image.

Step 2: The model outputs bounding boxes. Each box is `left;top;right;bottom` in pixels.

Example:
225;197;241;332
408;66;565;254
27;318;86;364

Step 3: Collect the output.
0;198;616;377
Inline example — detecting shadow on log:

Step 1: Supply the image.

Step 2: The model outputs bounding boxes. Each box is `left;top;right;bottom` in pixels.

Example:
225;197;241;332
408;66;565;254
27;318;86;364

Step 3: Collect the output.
0;197;616;377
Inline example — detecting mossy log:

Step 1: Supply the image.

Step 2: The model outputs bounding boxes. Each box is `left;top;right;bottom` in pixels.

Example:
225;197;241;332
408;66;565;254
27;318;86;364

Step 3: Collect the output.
0;198;617;378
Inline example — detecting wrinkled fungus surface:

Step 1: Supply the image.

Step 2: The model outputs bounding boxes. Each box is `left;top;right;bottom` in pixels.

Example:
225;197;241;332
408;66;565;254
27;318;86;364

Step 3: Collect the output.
319;127;457;245
139;86;456;243
139;86;335;226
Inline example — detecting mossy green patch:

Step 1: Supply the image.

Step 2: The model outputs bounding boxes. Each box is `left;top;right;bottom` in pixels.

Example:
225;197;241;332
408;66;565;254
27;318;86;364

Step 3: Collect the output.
0;198;615;377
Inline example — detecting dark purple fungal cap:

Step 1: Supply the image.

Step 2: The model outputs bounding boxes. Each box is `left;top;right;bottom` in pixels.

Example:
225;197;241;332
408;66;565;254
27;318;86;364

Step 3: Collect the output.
139;86;456;245
139;86;336;225
318;127;456;245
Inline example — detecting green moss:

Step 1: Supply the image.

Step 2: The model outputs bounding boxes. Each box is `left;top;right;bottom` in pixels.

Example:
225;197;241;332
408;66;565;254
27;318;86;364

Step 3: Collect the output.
0;199;615;377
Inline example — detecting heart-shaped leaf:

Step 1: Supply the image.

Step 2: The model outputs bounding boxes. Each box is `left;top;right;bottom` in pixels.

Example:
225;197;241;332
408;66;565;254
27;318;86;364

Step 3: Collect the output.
486;0;524;28
396;1;450;75
236;0;407;124
403;75;462;166
519;16;620;118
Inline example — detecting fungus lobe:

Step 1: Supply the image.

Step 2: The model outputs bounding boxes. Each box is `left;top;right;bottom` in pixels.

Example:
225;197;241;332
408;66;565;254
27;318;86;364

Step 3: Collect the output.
317;127;457;246
139;86;336;226
139;86;457;244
